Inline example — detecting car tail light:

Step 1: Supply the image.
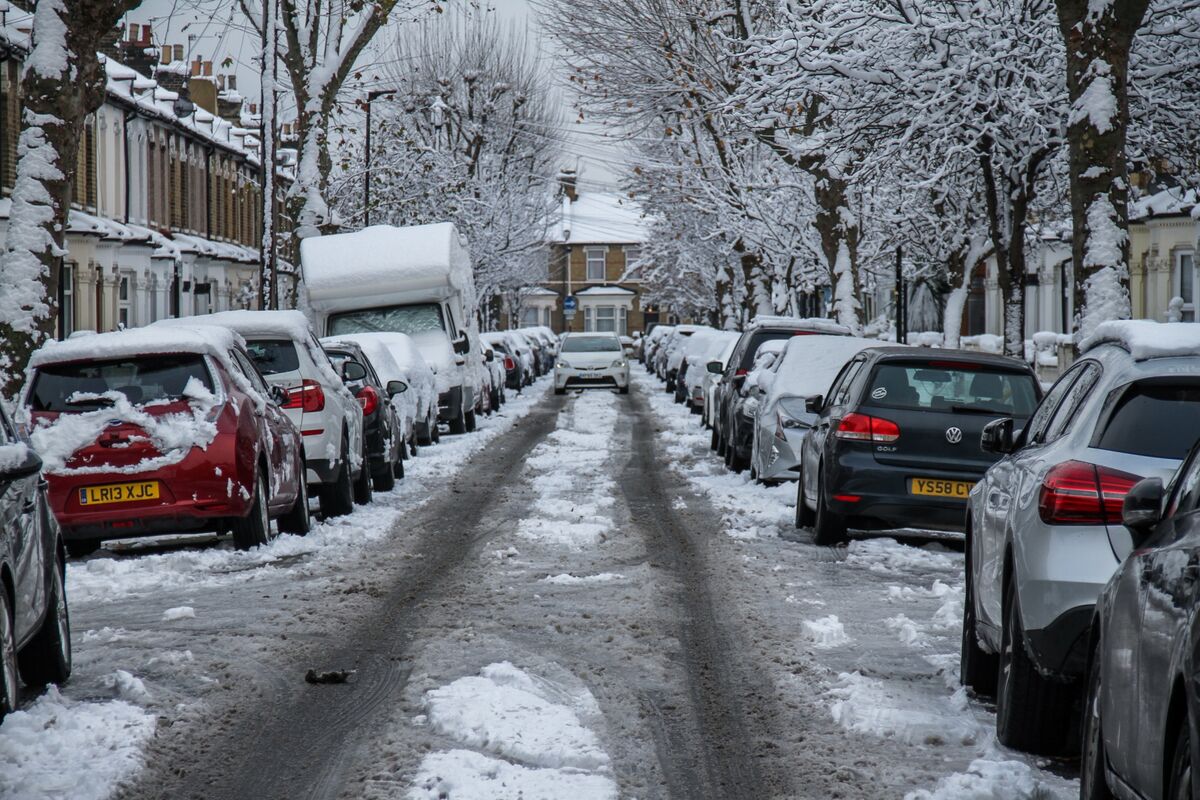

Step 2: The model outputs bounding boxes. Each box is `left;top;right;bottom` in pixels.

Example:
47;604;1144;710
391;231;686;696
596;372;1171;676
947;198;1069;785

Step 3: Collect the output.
356;385;380;417
1038;460;1140;525
834;412;899;443
282;379;325;413
504;355;516;371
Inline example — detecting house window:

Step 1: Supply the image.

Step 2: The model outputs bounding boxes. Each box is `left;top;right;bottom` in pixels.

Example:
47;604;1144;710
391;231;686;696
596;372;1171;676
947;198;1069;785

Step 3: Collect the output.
624;246;641;279
1175;250;1196;322
619;306;628;336
521;307;539;327
595;305;616;332
118;273;132;328
583;306;593;331
585;248;607;281
59;262;74;339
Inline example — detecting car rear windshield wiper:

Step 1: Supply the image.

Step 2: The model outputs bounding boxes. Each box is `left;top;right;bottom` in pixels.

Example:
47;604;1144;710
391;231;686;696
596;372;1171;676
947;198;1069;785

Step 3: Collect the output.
949;404;1006;414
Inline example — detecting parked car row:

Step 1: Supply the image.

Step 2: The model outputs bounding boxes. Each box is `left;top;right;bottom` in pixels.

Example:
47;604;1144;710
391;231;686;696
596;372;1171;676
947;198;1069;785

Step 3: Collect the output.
646;317;1200;798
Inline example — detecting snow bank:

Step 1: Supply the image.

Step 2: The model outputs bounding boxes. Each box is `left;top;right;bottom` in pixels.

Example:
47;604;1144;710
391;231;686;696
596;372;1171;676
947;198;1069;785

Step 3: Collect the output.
541;573;625;585
162;606;195;621
422;662;611;771
407;749;618;800
1080;319;1200;360
905;756;1066;799
0;687;155;800
801;615;851;648
845;538;961;575
829;672;978;746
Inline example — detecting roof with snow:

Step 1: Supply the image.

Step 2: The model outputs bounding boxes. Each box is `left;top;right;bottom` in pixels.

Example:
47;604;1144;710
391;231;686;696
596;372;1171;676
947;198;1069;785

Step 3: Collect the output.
748;315;852;335
156;309;314;342
28;324;243;369
575;285;636;296
1130;186;1198;221
1080;320;1200;360
550;192;650;245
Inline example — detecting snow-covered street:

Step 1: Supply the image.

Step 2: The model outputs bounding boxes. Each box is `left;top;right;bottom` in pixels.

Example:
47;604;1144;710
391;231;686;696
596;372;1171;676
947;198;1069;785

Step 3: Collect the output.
0;370;1082;799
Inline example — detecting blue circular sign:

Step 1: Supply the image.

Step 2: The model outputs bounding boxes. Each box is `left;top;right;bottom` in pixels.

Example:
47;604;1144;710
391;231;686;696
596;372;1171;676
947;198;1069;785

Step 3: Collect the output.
563;296;577;311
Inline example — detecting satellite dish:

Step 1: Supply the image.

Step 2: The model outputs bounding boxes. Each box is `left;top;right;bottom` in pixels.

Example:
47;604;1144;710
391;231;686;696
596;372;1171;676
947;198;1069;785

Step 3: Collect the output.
173;88;195;119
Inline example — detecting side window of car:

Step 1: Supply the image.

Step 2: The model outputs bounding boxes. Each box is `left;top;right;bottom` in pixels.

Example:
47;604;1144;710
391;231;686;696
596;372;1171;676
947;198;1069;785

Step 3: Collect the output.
1024;365;1084;445
1168;449;1200;518
232;350;270;396
1042;363;1102;443
830;359;866;408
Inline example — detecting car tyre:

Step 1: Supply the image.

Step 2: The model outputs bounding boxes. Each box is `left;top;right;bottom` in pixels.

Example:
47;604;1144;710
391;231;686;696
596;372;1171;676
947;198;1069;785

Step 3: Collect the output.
373;461;396;492
353;448;373;506
795;467;816;529
710;427;719;452
278;473;311;535
619;385;629;395
319;443;354;518
1080;640;1114;800
960;565;998;694
1168;709;1193;800
65;539;101;559
995;573;1080;756
17;554;71;689
554;387;566;395
812;471;848;545
233;470;271;550
465;408;477;433
449;399;467;435
0;589;18;721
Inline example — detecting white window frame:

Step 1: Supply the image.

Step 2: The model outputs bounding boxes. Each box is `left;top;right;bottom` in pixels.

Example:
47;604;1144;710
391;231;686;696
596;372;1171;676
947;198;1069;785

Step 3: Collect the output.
595;305;617;332
61;262;74;337
585;247;607;282
1175;249;1196;322
623;245;642;279
118;271;132;329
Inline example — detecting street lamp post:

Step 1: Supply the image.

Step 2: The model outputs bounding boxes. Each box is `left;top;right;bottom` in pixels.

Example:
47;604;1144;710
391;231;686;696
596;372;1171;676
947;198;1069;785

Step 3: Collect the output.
364;89;396;227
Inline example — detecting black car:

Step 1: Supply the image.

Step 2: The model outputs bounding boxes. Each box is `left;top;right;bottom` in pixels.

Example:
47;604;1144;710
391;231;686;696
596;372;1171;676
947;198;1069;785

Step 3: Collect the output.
715;318;850;472
0;404;71;719
796;348;1040;543
323;342;407;491
1081;444;1200;800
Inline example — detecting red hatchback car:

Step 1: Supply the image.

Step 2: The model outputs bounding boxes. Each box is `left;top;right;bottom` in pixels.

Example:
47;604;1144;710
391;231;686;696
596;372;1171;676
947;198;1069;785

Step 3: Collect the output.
21;326;309;556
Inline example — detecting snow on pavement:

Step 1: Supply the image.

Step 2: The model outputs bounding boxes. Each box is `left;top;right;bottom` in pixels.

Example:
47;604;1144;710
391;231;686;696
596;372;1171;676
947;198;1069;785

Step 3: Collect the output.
634;366;1078;798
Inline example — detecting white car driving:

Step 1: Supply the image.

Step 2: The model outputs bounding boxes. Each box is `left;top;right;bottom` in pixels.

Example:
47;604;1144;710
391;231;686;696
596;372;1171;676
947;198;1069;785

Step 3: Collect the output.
554;333;630;395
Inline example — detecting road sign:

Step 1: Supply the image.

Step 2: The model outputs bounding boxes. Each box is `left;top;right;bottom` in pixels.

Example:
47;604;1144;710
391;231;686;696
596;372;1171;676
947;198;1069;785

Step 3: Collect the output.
563;295;577;312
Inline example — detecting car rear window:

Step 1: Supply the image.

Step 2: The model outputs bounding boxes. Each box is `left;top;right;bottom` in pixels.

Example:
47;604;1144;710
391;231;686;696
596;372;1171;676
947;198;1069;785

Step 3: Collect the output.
562;337;621;353
244;339;300;375
30;354;214;412
1095;382;1200;460
864;362;1039;417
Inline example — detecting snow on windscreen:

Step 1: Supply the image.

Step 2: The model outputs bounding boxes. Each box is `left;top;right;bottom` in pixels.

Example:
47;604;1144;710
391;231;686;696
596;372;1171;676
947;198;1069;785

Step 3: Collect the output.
327;303;445;338
28;376;220;475
1081;319;1200;360
766;337;884;412
561;336;621;353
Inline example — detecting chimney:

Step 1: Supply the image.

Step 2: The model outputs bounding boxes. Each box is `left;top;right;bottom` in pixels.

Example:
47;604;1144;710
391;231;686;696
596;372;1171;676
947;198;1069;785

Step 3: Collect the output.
99;22;121;60
120;23;158;76
190;57;201;77
228;75;236;91
203;60;212;77
557;168;578;202
173;43;183;62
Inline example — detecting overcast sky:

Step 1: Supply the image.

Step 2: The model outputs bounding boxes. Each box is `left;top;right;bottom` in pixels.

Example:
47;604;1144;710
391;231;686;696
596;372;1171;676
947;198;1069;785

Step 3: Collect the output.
126;0;624;189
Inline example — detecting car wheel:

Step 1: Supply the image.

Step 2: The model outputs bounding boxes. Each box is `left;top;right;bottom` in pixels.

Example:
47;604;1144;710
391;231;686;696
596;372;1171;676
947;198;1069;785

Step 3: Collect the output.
353;447;373;506
995;573;1080;755
393;453;405;480
17;553;71;688
65;539;101;559
710;427;720;452
554;387;566;396
795;467;815;529
619;385;629;395
1080;640;1114;800
373;460;396;492
278;472;311;535
431;414;441;443
449;399;467;435
319;442;355;518
465;409;477;433
233;470;271;550
812;471;848;545
960;564;999;694
0;589;18;720
1168;710;1193;800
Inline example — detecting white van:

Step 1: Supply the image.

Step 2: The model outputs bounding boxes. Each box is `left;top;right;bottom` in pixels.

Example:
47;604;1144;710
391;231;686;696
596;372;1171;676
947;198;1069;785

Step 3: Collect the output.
301;223;483;435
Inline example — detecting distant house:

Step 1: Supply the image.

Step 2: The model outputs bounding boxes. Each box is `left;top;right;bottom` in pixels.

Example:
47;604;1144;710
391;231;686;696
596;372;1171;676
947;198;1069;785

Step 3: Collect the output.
529;172;654;335
1129;185;1197;322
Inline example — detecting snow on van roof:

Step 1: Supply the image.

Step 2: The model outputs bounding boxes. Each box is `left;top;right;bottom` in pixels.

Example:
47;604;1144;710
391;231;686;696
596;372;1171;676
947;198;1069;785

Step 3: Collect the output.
748;315;852;335
28;324;243;370
300;223;472;312
1080;320;1200;360
155;310;315;342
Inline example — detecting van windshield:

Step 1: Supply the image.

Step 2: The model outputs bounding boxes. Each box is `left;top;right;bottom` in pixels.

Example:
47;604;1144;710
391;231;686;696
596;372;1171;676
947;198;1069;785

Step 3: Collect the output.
328;304;445;338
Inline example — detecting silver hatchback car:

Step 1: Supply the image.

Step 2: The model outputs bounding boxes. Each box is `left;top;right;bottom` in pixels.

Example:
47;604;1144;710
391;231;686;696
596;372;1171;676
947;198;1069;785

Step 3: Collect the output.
962;321;1200;756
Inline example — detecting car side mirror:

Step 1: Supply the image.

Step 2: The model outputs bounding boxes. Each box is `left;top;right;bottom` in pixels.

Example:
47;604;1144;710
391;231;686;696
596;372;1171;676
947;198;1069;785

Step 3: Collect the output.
485;350;495;363
452;335;471;356
805;395;824;414
0;445;42;481
706;360;723;375
341;360;367;382
386;380;408;396
1123;477;1165;545
270;385;287;406
980;417;1015;455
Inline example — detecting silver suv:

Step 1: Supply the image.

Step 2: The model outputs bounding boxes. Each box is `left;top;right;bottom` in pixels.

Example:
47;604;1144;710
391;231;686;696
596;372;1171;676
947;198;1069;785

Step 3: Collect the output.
962;321;1200;756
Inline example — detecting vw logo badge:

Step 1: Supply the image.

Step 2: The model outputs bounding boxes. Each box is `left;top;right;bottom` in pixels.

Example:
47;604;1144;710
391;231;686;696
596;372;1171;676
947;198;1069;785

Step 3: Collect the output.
945;426;963;444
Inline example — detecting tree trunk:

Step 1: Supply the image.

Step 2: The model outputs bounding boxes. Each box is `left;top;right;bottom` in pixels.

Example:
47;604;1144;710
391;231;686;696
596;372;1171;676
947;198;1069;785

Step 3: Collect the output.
813;172;862;333
943;236;992;350
1056;0;1149;339
0;0;136;396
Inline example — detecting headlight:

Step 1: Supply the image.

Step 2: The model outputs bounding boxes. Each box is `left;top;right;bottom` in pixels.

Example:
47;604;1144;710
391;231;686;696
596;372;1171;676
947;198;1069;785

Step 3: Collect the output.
556;360;571;369
611;359;627;369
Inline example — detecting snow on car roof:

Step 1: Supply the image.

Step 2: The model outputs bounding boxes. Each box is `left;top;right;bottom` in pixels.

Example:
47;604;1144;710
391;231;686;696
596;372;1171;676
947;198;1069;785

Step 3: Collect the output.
1080;320;1200;360
28;324;244;369
320;331;431;373
155;309;315;342
748;315;852;335
766;336;886;410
